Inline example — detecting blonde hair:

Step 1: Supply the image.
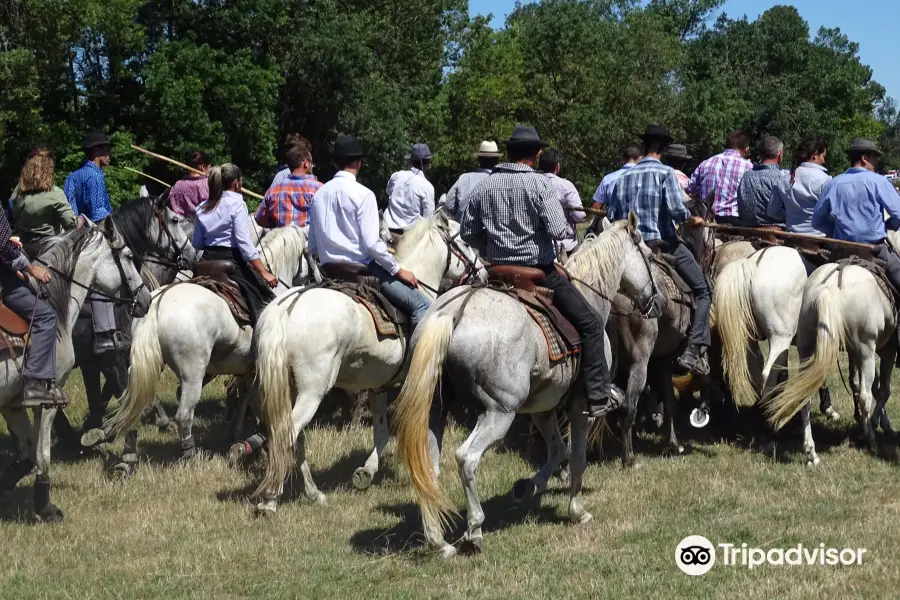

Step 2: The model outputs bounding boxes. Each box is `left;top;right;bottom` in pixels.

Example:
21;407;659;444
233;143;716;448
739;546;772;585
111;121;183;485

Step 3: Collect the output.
204;163;242;212
18;148;55;194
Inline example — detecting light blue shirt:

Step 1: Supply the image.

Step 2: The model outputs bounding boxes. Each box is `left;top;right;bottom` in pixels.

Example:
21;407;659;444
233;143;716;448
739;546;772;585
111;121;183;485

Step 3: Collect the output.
192;191;261;262
592;163;636;206
812;167;900;243
767;162;831;236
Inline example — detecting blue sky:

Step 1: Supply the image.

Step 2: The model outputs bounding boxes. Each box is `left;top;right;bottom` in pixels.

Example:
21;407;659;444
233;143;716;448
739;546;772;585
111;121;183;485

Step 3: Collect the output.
468;0;898;101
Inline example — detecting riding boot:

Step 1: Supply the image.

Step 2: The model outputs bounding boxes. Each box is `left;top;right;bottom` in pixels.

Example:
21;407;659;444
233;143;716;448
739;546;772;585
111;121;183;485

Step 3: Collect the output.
18;377;69;408
94;330;131;354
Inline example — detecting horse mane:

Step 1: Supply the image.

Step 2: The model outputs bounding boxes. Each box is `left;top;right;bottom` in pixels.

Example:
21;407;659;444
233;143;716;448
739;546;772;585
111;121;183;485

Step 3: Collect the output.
565;222;629;286
111;195;163;260
395;216;440;262
258;224;307;278
36;227;104;335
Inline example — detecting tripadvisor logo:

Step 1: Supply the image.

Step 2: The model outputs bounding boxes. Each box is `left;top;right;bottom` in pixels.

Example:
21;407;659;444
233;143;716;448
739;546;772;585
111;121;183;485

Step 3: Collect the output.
675;536;867;576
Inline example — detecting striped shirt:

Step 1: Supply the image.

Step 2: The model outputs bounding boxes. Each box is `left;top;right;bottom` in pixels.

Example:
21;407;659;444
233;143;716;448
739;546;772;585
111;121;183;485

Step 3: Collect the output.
256;174;322;228
592;163;636;206
0;206;30;271
609;157;689;242
686;149;752;218
64;161;113;222
460;163;567;266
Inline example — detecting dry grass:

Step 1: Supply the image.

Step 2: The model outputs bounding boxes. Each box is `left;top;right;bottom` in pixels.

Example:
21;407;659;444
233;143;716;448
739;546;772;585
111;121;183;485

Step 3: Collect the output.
1;368;899;599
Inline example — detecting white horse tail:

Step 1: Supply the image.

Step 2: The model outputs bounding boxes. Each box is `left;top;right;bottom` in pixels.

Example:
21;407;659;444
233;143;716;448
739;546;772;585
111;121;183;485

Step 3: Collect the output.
714;259;758;408
394;312;458;535
254;300;295;498
764;287;844;430
108;302;163;436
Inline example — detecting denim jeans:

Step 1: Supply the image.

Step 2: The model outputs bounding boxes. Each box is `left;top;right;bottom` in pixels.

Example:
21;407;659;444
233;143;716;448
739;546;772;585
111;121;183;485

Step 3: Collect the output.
368;262;431;329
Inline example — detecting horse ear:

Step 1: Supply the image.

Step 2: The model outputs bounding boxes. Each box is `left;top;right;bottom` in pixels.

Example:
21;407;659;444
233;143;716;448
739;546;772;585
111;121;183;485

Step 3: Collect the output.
103;217;118;242
435;208;450;230
601;217;612;231
627;210;639;230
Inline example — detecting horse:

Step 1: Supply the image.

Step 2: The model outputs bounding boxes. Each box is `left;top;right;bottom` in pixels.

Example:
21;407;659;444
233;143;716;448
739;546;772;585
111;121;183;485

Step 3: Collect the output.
92;224;314;472
761;260;897;464
251;212;485;513
66;194;198;439
391;215;663;557
0;221;152;521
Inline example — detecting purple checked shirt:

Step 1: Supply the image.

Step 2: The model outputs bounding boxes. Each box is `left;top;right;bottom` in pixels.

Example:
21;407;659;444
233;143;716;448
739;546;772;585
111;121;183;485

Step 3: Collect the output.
686;149;753;218
168;175;209;216
545;173;585;251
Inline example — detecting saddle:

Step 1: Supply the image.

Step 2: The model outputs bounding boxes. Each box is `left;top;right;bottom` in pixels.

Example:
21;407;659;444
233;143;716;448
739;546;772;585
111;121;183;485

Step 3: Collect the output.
486;265;580;364
649;253;695;309
829;256;899;312
0;301;31;363
318;262;407;338
188;260;251;326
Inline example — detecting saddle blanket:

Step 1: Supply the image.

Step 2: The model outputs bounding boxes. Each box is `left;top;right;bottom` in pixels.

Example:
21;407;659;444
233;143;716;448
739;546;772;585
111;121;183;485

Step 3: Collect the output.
503;287;580;365
322;281;407;339
523;304;580;364
190;277;252;326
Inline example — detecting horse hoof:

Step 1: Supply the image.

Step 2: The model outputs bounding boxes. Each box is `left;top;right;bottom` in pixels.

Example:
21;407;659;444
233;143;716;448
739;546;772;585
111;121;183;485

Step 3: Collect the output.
254;502;277;517
35;504;64;523
511;478;537;504
227;443;249;465
555;468;570;486
651;413;664;429
352;467;374;491
457;536;483;556
806;458;820;467
109;461;135;481
826;409;841;422
81;428;107;448
309;492;327;506
622;456;636;469
663;444;684;457
572;512;593;526
154;417;171;431
438;545;458;559
689;408;710;429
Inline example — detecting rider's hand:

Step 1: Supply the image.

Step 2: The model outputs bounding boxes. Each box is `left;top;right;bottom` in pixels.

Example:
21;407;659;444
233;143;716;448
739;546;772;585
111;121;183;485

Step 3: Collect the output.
262;271;278;288
686;216;705;228
396;268;418;289
26;264;52;283
9;236;22;249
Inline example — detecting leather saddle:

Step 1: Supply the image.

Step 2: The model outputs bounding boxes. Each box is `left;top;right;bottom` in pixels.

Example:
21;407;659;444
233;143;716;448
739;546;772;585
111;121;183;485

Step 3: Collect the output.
193;260;235;283
649;253;695;308
321;262;380;289
188;261;250;326
320;262;406;331
0;301;30;356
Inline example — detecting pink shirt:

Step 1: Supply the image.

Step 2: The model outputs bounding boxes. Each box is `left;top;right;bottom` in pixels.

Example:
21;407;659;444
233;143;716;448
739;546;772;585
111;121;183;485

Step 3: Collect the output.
168;175;209;216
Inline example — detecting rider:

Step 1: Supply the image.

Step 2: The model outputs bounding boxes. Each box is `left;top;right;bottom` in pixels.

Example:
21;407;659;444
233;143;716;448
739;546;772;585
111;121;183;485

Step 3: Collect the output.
63;131;127;353
383;144;435;242
256;142;321;228
609;125;711;375
167;151;211;217
445;141;501;221
192;164;278;325
460;124;624;417
0;205;66;406
736;136;787;229
539;148;585;261
11;148;77;244
686;130;753;225
308;136;429;329
812;138;900;305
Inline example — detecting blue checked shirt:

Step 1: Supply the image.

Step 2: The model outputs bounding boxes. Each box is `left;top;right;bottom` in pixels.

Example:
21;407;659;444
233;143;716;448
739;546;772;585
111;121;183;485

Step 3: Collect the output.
461;163;567;266
64;161;113;222
608;157;690;242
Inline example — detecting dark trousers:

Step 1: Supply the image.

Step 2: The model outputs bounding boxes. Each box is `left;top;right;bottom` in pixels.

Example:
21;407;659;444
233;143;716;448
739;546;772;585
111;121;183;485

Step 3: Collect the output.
0;269;57;380
202;246;275;325
715;215;742;226
652;239;712;347
876;244;900;296
538;267;611;401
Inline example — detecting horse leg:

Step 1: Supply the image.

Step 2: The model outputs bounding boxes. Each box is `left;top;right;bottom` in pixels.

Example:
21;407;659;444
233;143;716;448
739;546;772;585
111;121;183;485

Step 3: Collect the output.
799;402;819;466
32;407;63;522
819;385;839;421
81;360;105;432
0;408;35;499
620;358;648;468
511;411;566;503
454;409;516;555
566;397;592;525
856;351;878;452
760;335;791;405
294;430;326;505
657;364;683;456
108;429;139;480
173;376;204;459
874;344;896;439
353;391;390;491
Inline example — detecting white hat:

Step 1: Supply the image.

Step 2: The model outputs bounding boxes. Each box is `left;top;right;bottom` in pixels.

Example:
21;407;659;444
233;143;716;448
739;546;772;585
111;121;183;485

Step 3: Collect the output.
477;141;501;157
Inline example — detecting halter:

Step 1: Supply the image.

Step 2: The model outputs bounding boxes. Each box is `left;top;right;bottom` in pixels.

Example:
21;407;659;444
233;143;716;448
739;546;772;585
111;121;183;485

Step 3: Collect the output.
415;229;484;296
153;206;191;270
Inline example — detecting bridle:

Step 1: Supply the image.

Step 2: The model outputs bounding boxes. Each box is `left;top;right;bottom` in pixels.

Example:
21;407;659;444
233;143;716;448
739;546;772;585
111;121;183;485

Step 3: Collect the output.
415;228;484;296
152;206;191;270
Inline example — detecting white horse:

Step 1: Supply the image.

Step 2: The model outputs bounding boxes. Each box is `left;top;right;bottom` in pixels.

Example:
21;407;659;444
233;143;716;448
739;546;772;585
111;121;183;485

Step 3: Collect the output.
0;222;151;521
97;225;313;466
252;212;484;512
392;216;663;557
762;259;896;464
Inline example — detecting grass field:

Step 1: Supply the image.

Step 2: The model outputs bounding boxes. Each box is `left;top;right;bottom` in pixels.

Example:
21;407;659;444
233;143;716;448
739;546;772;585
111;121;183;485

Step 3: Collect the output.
1;367;899;600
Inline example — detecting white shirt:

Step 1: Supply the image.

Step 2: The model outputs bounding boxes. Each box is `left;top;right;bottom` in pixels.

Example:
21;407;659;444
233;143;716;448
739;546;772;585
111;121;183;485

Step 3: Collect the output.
308;171;399;275
383;168;435;231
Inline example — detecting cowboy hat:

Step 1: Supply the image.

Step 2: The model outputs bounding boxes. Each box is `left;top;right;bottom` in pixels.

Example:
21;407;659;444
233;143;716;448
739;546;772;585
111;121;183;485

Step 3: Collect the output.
505;125;549;148
640;125;674;144
476;141;501;157
82;131;111;150
664;143;692;160
848;138;882;155
333;136;366;159
405;143;433;161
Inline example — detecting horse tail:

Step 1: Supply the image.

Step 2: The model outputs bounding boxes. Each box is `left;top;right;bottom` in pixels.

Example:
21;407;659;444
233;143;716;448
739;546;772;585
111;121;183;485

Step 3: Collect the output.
253;299;295;499
714;259;758;408
108;299;163;436
764;287;844;430
394;312;458;535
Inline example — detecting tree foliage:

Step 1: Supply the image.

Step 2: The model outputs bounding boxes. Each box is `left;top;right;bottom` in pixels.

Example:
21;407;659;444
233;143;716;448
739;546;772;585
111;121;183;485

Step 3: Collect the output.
0;0;894;207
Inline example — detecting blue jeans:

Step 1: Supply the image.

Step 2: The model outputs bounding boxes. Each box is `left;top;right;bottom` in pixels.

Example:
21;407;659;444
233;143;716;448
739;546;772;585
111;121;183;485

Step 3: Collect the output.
368;263;431;329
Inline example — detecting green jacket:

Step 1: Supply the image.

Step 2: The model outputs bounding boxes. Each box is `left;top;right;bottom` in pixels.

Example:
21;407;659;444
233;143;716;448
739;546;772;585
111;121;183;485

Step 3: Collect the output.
12;185;77;238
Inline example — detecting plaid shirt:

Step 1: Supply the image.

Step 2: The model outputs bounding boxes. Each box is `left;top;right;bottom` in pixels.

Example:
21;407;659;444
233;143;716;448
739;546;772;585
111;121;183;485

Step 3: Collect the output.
737;164;787;227
609;157;689;242
461;163;567;266
686;149;752;218
0;207;29;271
64;161;113;222
256;174;322;228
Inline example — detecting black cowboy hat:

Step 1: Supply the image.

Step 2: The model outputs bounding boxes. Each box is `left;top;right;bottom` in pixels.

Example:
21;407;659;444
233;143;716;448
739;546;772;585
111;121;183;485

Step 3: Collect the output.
82;131;111;150
848;138;882;155
333;136;366;159
640;125;673;144
505;125;549;148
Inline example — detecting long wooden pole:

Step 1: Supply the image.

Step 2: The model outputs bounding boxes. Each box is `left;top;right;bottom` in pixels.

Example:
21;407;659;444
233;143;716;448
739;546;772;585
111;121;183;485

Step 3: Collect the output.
703;222;878;251
121;166;171;188
130;144;265;201
564;205;605;216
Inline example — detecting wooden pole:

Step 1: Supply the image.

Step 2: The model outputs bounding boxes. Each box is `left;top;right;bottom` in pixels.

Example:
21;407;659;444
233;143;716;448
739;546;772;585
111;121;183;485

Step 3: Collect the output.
564;205;605;216
121;166;171;188
703;222;878;252
130;144;265;201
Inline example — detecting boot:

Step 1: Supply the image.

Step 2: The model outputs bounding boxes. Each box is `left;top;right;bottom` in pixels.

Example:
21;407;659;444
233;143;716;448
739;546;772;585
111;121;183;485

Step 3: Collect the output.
94;330;131;354
18;378;70;409
584;383;625;418
676;344;710;376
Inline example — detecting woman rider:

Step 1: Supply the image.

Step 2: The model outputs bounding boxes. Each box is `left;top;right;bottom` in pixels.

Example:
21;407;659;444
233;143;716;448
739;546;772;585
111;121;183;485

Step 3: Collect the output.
192;164;277;324
12;148;78;247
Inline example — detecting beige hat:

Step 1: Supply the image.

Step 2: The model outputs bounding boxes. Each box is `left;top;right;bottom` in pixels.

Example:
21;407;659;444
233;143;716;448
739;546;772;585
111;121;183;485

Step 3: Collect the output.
477;141;501;157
